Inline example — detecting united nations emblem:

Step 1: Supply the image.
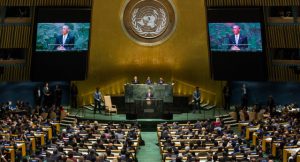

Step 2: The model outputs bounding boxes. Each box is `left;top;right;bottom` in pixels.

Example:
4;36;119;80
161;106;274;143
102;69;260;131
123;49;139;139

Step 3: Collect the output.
121;0;176;46
131;7;167;38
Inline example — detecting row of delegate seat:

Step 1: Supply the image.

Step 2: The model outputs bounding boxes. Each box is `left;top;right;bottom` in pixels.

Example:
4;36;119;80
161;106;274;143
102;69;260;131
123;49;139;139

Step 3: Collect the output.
238;114;300;162
43;121;141;162
157;121;263;162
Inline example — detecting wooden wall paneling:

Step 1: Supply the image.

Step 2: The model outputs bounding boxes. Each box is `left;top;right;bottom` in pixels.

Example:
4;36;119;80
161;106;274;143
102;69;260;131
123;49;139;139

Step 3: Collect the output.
290;25;297;48
285;26;291;48
33;0;92;7
276;66;281;81
274;66;280;81
14;25;20;48
287;66;293;80
2;66;7;80
0;25;31;48
14;65;18;80
6;66;11;80
0;25;2;47
279;66;285;81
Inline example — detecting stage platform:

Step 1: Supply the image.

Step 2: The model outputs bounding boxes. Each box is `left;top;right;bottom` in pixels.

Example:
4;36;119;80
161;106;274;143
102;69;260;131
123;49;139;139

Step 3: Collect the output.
64;107;230;130
67;107;228;121
64;107;228;131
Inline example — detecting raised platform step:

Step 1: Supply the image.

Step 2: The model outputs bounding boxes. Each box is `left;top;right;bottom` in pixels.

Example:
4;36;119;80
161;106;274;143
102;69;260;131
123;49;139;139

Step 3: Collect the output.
69;114;84;118
222;117;234;121
200;103;209;107
61;120;76;124
60;123;71;127
203;105;216;110
83;105;94;111
66;114;77;117
224;123;238;127
223;120;237;124
215;114;230;118
63;117;77;120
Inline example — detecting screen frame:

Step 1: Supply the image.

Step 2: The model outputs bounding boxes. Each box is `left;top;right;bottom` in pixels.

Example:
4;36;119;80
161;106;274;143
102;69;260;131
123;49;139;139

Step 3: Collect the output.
31;7;92;81
32;7;92;54
206;7;267;81
206;7;266;54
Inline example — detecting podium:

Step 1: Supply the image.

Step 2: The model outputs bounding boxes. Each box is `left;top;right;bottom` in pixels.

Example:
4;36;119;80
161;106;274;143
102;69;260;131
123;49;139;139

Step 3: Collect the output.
125;84;173;119
134;99;163;119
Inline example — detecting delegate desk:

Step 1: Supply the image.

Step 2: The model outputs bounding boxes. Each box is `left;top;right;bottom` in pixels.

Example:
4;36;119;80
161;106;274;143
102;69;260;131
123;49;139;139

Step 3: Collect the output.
283;147;300;162
4;146;15;162
262;136;272;152
246;126;259;140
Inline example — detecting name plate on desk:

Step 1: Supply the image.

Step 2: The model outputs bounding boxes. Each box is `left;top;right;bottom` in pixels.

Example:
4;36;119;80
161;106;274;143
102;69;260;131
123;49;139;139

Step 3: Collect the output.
125;84;173;103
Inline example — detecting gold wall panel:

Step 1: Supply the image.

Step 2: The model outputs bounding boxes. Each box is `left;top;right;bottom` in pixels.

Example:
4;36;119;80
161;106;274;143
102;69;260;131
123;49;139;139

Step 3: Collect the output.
76;0;223;106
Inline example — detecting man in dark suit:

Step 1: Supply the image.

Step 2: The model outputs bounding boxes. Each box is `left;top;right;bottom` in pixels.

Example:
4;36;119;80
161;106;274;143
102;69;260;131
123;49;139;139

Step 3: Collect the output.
158;77;164;84
145;76;152;85
54;84;62;108
94;87;102;114
228;25;248;51
34;86;42;107
43;82;51;108
193;86;201;113
223;83;231;111
53;25;75;51
145;88;154;99
34;86;42;114
70;83;78;108
267;95;275;115
132;76;139;84
241;83;248;108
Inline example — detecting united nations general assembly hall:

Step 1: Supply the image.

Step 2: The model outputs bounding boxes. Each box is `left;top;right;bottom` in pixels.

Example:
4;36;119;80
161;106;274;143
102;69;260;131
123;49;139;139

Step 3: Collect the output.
0;0;300;162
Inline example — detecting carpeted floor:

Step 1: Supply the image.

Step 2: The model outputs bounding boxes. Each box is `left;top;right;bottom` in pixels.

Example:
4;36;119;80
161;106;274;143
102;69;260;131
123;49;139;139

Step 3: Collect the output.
136;132;161;162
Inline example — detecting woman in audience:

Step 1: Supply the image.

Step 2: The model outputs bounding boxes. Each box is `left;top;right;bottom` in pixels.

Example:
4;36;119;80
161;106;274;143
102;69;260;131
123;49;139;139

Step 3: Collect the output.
213;118;222;131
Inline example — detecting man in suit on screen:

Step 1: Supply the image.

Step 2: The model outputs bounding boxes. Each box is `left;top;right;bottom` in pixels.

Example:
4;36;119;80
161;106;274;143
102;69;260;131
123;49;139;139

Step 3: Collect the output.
53;25;75;51
228;25;248;51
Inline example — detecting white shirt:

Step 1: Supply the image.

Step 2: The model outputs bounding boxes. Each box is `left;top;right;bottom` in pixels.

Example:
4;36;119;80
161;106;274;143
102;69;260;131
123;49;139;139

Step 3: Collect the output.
63;34;68;45
38;89;41;97
235;34;240;45
242;87;247;95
